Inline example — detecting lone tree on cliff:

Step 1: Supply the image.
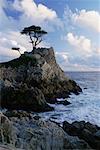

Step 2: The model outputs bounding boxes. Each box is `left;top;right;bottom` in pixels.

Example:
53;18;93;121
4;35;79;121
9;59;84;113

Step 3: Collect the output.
21;25;47;50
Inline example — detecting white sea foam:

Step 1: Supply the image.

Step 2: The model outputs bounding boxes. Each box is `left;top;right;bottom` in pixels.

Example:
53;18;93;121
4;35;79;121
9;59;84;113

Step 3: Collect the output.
39;72;100;126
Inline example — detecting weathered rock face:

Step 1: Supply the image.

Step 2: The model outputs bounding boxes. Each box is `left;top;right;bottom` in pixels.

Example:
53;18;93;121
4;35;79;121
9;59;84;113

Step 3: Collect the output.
1;86;53;112
0;112;17;145
0;47;82;111
63;121;100;150
0;47;66;81
0;112;91;150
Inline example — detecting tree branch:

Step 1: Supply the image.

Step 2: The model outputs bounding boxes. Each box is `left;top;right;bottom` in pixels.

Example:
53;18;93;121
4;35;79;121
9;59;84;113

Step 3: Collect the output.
34;36;39;47
36;38;42;45
29;32;34;47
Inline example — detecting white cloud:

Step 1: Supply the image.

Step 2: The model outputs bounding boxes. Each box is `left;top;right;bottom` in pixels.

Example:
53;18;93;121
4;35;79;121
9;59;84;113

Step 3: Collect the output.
12;0;60;27
0;1;99;71
62;7;100;71
69;63;100;72
0;31;28;61
0;30;50;61
95;48;100;55
0;0;61;61
65;32;92;57
72;9;100;33
55;52;69;62
56;52;100;72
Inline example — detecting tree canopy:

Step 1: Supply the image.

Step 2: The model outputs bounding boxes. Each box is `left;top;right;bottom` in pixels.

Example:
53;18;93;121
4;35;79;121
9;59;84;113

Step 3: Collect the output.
12;47;21;55
21;25;47;50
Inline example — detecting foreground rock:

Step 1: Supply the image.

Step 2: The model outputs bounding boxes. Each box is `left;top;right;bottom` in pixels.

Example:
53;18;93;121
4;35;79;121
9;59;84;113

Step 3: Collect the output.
0;145;20;150
0;111;91;150
0;47;82;111
63;120;100;150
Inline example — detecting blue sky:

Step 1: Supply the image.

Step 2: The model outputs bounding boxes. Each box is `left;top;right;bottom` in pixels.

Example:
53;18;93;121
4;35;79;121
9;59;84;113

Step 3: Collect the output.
0;0;100;71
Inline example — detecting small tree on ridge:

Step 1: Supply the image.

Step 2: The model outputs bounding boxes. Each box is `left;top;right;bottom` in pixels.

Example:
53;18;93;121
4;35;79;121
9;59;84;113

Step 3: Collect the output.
21;25;47;50
12;47;21;55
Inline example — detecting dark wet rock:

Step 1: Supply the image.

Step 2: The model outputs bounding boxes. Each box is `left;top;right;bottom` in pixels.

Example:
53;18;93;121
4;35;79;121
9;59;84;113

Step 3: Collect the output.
3;110;32;119
57;100;71;105
94;130;100;140
56;91;70;99
63;120;100;150
85;122;98;133
68;80;82;94
72;121;85;130
63;121;85;136
84;87;87;89
63;121;72;134
80;128;97;149
46;97;57;104
33;115;41;120
93;130;100;149
1;86;54;112
63;136;90;149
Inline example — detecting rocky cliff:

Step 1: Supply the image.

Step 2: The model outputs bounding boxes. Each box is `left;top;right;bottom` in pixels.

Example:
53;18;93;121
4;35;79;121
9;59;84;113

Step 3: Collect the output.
0;111;100;150
0;47;82;112
0;111;91;150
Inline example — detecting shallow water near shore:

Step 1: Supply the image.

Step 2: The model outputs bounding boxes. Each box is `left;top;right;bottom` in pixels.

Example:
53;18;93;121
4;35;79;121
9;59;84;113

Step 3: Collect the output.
39;72;100;126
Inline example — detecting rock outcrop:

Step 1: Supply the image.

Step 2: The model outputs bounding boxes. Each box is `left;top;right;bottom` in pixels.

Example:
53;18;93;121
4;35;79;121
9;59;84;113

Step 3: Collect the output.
0;47;82;111
0;111;91;150
63;121;100;150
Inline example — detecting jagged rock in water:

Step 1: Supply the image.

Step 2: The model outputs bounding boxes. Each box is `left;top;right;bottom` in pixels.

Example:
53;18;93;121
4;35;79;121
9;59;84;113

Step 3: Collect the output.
0;47;82;111
63;121;100;149
56;99;71;105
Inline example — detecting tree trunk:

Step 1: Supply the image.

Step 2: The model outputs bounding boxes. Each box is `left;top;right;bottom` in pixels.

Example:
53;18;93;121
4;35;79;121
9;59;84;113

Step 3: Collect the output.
29;32;34;50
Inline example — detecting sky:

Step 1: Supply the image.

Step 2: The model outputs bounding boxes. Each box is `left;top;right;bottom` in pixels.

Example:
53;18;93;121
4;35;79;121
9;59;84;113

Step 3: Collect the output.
0;0;100;71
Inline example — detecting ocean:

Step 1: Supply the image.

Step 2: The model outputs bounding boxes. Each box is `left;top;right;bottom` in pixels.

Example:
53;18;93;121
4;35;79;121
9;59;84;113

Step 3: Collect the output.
39;72;100;127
